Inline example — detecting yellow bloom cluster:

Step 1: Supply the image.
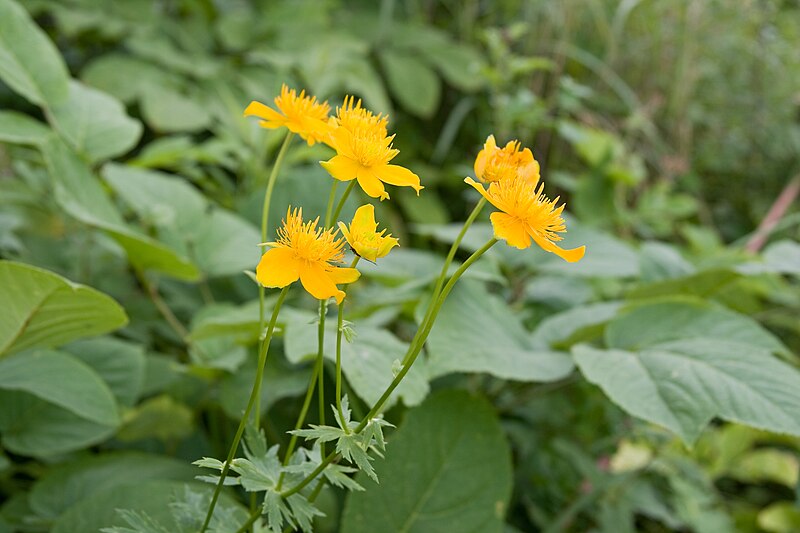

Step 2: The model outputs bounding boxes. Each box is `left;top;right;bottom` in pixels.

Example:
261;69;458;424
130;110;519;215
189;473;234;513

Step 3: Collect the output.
467;135;585;262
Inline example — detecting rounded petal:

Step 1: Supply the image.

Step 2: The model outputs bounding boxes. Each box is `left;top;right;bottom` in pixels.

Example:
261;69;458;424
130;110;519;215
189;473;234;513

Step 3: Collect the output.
376;165;423;194
376;235;399;258
518;154;540;185
356;169;389;200
474;135;496;181
320;155;359;182
256;247;300;288
490;212;531;249
530;233;586;263
350;204;377;234
299;262;346;303
327;267;360;285
244;101;285;125
337;221;352;244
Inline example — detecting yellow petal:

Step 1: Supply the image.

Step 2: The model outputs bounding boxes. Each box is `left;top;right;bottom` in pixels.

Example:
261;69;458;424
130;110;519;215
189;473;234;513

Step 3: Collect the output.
530;233;586;263
256;247;300;288
350;204;377;234
356;169;389;200
299;262;345;303
320;155;359;182
376;235;399;258
464;177;503;211
375;164;423;195
490;212;531;249
474;135;496;180
327;266;361;285
244;101;284;125
337;221;352;244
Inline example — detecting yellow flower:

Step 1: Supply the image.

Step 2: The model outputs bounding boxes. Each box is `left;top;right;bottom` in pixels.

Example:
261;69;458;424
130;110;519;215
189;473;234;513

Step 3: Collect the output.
338;204;399;262
474;135;540;184
465;177;585;262
256;207;360;303
320;97;423;201
244;84;331;146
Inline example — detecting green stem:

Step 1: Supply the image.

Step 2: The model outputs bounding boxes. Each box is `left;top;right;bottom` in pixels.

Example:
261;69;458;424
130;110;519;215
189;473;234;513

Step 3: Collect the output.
324;181;339;227
316;299;327;458
234;508;261;533
134;268;190;342
330;180;357;225
255;132;294;426
276;361;320;491
200;287;290;533
357;238;497;429
336;256;360;432
404;197;486;366
279;238;498;498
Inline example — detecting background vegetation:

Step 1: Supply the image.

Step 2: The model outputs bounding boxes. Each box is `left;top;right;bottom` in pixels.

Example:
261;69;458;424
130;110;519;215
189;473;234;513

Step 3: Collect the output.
1;0;800;531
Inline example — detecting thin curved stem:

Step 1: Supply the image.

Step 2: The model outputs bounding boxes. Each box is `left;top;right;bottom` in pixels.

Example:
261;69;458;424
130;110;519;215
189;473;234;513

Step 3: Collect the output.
330;180;357;225
279;238;498;498
200;286;290;533
336;256;360;432
255;132;294;426
135;268;189;341
316;299;327;458
403;197;486;366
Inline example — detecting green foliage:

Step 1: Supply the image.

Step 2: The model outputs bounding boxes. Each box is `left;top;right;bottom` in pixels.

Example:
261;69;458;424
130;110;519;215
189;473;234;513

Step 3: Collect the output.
1;0;800;531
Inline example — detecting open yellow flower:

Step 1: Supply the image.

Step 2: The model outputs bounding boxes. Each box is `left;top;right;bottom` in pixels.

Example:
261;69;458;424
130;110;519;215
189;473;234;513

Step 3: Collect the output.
338;204;399;262
320;97;423;201
256;207;360;303
474;135;540;184
465;177;585;262
244;85;331;146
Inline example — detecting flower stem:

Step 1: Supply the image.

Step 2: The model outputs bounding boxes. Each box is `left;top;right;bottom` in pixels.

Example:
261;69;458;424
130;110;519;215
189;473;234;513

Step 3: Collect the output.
404;197;486;366
336;256;360;433
200;286;290;533
134;268;189;342
330;180;357;225
316;298;327;458
255;132;294;426
279;238;498;498
357;238;497;429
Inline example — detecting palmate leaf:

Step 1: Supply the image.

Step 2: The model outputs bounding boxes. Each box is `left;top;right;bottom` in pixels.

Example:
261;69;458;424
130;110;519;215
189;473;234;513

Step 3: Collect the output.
337;436;377;483
100;509;171;533
287;493;324;533
574;338;800;444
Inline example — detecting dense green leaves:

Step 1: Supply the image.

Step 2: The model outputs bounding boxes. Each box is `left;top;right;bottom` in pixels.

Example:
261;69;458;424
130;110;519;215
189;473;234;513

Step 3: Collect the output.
0;111;51;146
427;281;575;381
102;164;261;277
0;0;70;106
379;50;441;118
49;81;143;162
574;339;800;444
41;138;200;280
0;261;127;356
341;390;512;533
0;350;120;455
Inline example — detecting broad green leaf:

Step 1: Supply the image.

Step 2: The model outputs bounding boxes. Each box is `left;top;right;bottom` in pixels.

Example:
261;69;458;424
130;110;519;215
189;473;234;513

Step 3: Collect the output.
51;480;247;533
531;301;622;349
140;85;213;133
638;241;695;282
0;350;118;426
49;80;142;163
188;299;263;343
740;240;800;276
102;164;261;277
626;269;741;300
758;502;800;533
0;261;127;356
427;281;574;382
0;111;51;146
41;138;200;280
28;452;195;520
574;339;800;444
726;448;798;488
116;395;194;443
606;298;787;354
341;390;512;533
537;222;640;278
63;337;146;406
285;318;429;408
0;390;116;456
221;353;312;419
0;0;70;106
379;50;441;118
81;54;175;104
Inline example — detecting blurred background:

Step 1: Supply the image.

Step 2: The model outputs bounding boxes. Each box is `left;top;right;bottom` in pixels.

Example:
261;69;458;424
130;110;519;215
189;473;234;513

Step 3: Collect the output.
2;1;800;532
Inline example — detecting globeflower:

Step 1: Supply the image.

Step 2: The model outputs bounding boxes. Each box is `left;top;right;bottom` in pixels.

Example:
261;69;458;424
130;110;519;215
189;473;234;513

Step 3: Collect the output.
465;177;585;262
338;204;399;262
474;134;540;184
244;85;331;146
321;97;422;201
256;207;360;303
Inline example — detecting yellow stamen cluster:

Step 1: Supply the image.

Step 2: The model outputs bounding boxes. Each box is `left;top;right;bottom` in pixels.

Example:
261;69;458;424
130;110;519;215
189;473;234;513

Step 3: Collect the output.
273;208;345;264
